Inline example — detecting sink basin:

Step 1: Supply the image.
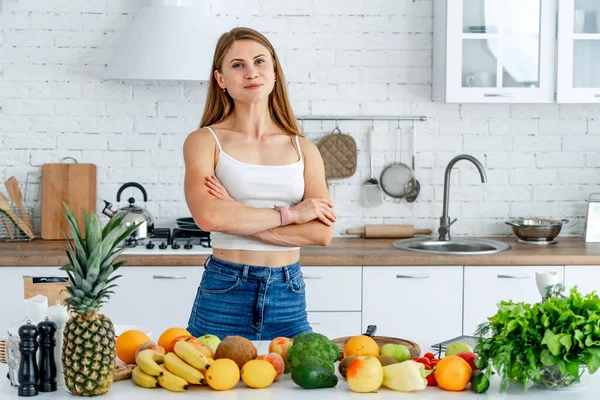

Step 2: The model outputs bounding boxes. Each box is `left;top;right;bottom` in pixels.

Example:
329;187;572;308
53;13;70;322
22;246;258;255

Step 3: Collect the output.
392;237;511;255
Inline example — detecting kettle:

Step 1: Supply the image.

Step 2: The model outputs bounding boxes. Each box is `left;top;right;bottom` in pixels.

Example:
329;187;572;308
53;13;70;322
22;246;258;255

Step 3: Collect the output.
102;182;154;240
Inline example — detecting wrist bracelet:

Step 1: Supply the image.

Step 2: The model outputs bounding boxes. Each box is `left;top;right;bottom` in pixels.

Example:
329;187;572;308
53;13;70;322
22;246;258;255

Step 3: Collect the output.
274;205;291;226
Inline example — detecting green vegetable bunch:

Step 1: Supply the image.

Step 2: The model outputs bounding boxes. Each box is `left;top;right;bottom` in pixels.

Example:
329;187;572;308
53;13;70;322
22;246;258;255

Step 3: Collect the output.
475;285;600;392
287;332;340;373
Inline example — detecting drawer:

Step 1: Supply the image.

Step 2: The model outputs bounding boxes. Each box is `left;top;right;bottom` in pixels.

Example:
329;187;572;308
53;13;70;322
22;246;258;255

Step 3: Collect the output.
302;266;362;312
307;312;362;340
102;266;204;340
463;265;564;336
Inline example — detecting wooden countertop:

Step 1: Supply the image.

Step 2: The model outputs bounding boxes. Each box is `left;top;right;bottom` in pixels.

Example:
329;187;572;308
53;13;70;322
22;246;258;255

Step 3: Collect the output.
1;237;600;267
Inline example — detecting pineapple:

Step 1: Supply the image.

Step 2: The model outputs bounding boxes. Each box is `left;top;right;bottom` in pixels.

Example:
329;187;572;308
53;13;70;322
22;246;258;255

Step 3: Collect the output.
59;202;138;396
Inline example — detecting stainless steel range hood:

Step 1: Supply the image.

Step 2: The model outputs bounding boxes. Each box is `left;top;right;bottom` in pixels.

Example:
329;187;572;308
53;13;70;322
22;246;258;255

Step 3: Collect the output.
104;0;223;81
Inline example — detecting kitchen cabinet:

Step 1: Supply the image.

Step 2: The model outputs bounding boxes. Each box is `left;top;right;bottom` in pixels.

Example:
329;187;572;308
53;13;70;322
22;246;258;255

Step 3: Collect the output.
564;265;600;294
433;0;557;103
463;265;565;336
0;267;67;338
307;312;362;340
302;266;361;312
362;266;463;352
102;266;204;340
557;0;600;102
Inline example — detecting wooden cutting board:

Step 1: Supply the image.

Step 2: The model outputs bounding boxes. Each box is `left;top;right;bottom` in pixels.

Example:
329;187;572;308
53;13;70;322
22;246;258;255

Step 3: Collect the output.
41;163;96;240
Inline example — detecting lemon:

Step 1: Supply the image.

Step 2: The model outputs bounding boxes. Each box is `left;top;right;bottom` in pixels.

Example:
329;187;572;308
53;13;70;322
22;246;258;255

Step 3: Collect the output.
241;360;277;389
205;359;240;391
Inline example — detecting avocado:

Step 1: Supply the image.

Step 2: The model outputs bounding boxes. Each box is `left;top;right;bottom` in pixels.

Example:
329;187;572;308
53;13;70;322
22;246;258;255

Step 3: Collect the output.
292;361;338;389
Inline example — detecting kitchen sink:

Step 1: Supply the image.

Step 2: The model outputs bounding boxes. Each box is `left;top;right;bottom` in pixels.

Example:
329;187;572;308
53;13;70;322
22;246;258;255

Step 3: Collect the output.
392;237;511;255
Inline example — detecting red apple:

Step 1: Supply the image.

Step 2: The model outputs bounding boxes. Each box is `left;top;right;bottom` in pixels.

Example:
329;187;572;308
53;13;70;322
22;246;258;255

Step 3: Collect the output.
268;337;293;369
135;341;165;360
457;352;478;371
256;353;285;381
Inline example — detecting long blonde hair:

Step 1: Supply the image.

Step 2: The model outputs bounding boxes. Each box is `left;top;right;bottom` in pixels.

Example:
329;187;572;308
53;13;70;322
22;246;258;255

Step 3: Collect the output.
199;27;301;137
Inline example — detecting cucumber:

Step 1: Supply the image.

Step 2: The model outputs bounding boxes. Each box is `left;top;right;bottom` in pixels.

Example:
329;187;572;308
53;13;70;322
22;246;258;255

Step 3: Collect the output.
291;362;338;389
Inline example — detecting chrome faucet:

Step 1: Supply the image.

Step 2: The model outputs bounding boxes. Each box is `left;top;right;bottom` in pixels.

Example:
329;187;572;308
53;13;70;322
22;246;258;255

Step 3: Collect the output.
439;154;487;241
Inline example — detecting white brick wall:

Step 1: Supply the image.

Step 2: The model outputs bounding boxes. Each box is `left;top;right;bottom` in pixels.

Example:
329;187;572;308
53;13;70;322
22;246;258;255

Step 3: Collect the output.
1;0;599;239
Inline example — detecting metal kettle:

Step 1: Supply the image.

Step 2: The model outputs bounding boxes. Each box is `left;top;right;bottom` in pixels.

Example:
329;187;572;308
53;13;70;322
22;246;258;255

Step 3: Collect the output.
102;182;154;240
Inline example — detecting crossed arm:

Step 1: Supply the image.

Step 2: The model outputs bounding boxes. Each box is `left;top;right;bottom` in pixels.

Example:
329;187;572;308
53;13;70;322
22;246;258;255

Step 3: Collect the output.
183;129;336;247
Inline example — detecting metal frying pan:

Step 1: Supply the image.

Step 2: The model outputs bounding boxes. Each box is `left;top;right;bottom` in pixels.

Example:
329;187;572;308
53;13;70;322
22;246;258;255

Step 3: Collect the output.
175;217;210;238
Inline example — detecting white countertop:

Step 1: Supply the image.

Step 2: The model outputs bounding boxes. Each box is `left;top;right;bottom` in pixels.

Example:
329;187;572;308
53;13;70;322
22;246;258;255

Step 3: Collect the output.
1;341;599;399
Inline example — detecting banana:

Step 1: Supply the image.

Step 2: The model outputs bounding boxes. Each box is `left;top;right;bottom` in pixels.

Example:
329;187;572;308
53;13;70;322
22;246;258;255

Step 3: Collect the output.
132;366;159;388
174;340;212;372
164;352;206;385
157;365;189;392
136;349;164;377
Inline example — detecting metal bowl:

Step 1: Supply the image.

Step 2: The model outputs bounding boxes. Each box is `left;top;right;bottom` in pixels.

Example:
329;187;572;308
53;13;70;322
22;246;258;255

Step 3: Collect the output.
505;218;569;242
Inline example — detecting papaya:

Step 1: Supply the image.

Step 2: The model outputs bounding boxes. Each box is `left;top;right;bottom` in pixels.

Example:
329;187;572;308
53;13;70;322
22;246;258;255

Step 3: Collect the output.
291;361;338;389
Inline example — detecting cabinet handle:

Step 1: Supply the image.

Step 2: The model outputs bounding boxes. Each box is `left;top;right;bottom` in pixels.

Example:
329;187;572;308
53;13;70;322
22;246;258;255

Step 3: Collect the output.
396;274;430;279
303;275;322;279
153;275;187;279
497;274;529;279
484;93;516;98
308;321;321;325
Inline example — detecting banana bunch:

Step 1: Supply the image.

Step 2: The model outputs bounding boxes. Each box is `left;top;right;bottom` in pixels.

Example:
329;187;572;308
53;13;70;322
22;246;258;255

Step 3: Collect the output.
132;342;213;392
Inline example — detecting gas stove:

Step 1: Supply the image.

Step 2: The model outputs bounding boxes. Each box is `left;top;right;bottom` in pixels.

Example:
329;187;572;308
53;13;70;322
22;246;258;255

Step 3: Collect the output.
121;228;212;255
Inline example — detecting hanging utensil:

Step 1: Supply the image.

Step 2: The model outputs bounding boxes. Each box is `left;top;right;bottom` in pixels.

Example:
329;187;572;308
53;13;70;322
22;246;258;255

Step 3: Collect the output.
405;122;421;203
379;124;416;201
360;124;383;207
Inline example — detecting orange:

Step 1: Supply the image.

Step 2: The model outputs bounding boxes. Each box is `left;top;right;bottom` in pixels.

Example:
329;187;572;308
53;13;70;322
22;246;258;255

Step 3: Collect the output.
343;335;380;358
434;355;472;391
158;327;191;351
116;330;151;364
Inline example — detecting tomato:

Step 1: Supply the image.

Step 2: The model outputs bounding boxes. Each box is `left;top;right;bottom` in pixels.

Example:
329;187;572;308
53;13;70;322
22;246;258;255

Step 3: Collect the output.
423;352;436;360
423;364;437;386
413;357;431;366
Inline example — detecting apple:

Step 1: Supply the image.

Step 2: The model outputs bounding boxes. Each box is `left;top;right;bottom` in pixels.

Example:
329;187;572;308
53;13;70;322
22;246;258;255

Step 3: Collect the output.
268;337;293;369
135;341;165;360
168;336;214;358
380;344;411;363
445;341;473;357
256;353;285;381
197;334;221;353
457;352;478;371
346;356;384;393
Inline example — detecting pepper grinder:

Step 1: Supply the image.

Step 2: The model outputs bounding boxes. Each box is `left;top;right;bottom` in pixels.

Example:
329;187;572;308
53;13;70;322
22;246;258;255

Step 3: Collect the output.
37;317;57;392
17;320;39;397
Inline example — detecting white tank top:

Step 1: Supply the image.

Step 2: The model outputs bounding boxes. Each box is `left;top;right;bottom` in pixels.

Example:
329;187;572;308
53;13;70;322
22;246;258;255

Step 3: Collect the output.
205;126;305;252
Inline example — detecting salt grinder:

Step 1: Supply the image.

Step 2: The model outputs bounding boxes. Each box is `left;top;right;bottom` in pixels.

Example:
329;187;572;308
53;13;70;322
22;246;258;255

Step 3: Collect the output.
37;317;57;392
17;320;39;397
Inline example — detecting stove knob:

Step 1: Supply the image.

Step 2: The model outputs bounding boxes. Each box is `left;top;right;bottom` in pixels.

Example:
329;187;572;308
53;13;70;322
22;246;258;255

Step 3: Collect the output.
171;243;181;250
159;242;168;250
146;242;155;249
184;241;193;250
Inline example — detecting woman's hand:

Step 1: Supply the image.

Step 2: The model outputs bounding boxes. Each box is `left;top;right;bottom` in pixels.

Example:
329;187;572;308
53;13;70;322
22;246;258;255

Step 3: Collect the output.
289;198;337;226
205;176;234;201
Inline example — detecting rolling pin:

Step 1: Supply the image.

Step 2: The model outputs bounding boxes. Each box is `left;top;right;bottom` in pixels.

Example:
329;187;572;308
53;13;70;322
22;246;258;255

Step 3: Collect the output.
346;225;432;239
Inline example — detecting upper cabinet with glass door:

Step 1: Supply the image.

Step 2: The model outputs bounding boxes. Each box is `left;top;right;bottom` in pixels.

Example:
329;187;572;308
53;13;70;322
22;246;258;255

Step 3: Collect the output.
433;0;557;103
557;0;600;103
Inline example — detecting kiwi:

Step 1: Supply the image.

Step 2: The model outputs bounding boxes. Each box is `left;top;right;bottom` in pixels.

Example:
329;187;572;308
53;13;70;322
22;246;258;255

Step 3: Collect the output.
338;355;399;378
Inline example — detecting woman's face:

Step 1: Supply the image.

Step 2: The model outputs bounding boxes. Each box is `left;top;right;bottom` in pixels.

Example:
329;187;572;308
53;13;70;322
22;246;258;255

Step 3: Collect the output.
215;40;276;104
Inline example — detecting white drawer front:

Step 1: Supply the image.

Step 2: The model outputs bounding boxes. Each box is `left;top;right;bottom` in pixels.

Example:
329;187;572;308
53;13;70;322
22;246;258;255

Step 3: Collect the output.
463;265;565;336
302;266;362;312
307;312;362;340
102;267;204;340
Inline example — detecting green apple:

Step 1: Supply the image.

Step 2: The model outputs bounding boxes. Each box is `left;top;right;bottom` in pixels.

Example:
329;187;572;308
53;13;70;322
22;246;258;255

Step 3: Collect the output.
380;343;411;363
197;334;221;353
445;341;473;357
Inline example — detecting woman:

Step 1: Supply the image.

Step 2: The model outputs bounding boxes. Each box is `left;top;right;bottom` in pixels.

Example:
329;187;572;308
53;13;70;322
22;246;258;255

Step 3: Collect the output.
183;27;336;341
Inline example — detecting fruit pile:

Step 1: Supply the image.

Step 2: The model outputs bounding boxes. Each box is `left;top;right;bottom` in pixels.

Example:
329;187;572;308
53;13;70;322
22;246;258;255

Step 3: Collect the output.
337;337;490;394
123;327;287;392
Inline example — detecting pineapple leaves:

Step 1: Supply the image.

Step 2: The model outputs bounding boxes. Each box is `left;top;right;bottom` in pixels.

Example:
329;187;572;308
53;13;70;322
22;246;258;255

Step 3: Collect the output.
84;210;102;256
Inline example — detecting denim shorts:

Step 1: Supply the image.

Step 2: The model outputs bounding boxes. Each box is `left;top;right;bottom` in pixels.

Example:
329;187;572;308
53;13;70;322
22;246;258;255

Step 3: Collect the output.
187;256;313;341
